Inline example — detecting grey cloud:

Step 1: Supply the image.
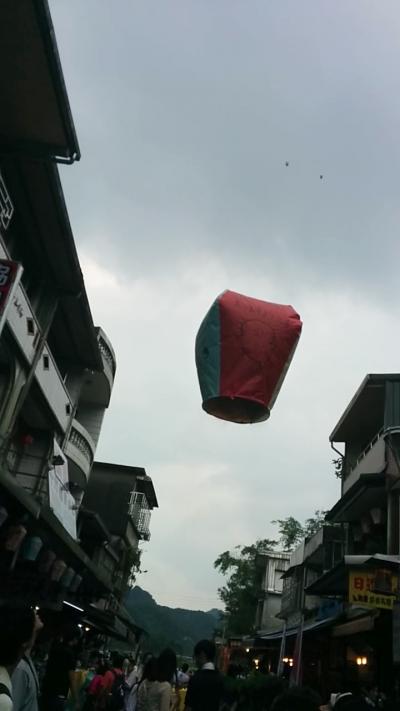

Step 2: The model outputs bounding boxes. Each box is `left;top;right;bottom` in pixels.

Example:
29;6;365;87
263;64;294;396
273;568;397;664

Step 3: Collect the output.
47;1;400;607
51;0;400;298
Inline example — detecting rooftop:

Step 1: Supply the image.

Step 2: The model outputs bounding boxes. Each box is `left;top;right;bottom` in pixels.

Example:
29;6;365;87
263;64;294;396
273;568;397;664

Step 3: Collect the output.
0;0;80;162
330;374;400;443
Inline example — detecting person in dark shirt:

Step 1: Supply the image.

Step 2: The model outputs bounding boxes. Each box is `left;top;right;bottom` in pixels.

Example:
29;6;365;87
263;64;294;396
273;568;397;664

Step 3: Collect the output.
271;687;322;711
185;640;223;711
41;628;81;711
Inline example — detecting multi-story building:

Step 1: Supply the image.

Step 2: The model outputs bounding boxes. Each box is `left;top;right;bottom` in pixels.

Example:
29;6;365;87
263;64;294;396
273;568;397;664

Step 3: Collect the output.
82;462;158;603
254;551;290;633
0;0;156;647
264;374;400;695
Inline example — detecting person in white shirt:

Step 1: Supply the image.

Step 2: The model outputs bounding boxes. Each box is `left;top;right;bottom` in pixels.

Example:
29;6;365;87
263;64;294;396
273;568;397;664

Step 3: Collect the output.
0;604;37;711
177;665;189;688
12;611;44;711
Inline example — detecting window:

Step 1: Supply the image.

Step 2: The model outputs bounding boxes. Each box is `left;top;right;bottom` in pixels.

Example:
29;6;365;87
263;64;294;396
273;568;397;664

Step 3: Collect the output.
27;318;35;336
43;354;49;370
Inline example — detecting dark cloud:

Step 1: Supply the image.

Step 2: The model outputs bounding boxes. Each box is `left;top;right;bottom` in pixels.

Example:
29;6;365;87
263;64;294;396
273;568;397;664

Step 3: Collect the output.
49;1;400;606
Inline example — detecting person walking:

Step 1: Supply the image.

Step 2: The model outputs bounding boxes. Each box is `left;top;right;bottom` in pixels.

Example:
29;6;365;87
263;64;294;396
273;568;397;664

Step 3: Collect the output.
124;661;140;711
11;610;43;711
0;604;38;711
41;627;81;711
137;650;177;711
184;640;223;711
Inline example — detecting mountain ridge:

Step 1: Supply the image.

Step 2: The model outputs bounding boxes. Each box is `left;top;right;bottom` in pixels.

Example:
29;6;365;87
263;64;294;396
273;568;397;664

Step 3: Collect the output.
124;586;222;656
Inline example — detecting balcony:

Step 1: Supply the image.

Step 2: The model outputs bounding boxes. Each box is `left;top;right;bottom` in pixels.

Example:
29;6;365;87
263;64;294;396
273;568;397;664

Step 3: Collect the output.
34;346;73;434
128;491;151;540
78;328;116;410
0;240;37;365
64;419;95;488
97;328;116;392
343;430;386;494
0;236;73;433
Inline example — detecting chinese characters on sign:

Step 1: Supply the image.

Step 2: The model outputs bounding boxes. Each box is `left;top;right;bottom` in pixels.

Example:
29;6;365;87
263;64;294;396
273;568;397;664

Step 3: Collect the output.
0;173;14;230
349;569;398;610
0;259;23;336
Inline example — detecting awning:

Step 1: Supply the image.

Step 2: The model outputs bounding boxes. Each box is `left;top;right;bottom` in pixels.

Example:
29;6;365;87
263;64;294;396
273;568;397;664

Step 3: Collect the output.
259;614;339;641
327;473;385;524
332;613;376;638
306;554;400;596
330;374;391;443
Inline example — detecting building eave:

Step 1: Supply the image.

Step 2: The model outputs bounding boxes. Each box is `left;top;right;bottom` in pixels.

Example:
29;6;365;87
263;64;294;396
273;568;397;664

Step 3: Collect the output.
330;374;400;443
0;0;80;163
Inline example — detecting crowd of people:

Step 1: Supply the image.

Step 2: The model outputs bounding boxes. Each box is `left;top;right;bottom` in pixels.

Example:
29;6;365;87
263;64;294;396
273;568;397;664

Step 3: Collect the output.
0;603;397;711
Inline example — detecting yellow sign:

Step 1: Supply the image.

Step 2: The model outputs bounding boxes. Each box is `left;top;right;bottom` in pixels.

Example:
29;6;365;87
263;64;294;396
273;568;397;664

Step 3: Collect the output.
349;569;398;610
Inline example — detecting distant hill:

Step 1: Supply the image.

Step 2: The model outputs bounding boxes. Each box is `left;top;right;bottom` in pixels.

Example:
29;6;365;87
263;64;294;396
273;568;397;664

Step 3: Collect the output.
124;586;222;656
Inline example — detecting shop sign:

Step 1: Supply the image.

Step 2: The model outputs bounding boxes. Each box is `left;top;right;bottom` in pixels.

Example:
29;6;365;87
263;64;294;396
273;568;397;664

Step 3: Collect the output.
349;569;398;610
0;259;22;335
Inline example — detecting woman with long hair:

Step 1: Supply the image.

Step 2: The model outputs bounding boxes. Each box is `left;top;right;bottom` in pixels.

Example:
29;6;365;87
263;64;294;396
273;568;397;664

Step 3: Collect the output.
137;650;177;711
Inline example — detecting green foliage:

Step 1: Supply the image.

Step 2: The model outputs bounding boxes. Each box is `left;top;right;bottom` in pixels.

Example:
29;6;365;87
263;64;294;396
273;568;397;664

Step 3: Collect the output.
272;510;328;551
214;512;328;635
271;516;304;551
214;539;277;636
333;457;344;478
303;510;328;538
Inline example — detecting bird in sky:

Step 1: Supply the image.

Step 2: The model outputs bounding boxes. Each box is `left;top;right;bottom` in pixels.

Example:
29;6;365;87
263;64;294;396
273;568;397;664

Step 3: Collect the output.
285;161;289;167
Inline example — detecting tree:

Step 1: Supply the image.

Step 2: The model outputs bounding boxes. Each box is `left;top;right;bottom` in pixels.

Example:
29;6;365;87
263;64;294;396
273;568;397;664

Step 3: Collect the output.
271;516;304;551
271;510;328;551
303;510;328;537
214;538;277;636
214;511;328;636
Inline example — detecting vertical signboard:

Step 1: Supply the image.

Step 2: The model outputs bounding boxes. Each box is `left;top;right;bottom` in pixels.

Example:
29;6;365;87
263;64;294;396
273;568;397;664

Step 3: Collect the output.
393;603;400;665
0;259;23;337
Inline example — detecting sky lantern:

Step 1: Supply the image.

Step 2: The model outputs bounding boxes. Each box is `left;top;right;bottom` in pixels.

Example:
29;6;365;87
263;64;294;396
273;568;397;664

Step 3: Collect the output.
195;290;302;424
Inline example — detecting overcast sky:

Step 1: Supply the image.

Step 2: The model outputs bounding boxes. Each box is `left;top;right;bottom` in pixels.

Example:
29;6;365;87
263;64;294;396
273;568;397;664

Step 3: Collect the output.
50;1;400;610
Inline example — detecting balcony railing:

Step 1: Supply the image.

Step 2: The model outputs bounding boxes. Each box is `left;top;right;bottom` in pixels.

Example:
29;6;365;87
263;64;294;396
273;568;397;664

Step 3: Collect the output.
65;419;95;485
128;491;151;540
0;237;73;433
343;428;386;494
98;334;116;377
35;346;73;434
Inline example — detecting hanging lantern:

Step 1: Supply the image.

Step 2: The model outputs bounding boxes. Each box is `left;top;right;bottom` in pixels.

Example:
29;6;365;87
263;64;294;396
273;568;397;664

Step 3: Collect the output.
195;290;302;423
21;536;43;562
50;559;67;582
37;549;56;574
2;524;27;552
69;574;83;593
60;567;76;589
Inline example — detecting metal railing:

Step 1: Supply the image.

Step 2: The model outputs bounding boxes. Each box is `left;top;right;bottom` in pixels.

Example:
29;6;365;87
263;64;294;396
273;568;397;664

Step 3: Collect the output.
128;491;151;540
68;426;93;467
98;335;116;377
346;427;385;477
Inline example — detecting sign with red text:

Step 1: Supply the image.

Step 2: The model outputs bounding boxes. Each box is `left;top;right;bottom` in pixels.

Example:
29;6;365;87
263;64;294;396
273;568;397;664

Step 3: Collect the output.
349;569;398;610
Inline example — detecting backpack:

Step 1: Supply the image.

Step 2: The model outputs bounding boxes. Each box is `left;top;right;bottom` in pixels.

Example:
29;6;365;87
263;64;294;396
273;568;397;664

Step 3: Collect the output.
107;671;126;711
